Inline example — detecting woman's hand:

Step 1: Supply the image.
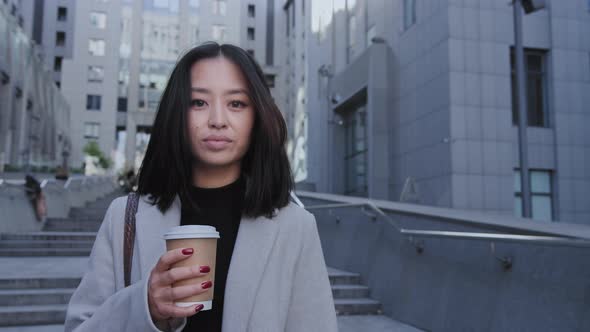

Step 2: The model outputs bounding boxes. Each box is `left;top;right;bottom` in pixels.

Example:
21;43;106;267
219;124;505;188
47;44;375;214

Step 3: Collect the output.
147;247;213;323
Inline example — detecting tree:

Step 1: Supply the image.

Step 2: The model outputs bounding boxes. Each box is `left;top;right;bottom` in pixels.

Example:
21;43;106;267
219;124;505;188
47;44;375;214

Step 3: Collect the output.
83;141;112;169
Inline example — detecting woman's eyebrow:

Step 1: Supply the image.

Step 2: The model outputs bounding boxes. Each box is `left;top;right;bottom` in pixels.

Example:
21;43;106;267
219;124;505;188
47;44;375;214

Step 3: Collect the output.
191;87;249;96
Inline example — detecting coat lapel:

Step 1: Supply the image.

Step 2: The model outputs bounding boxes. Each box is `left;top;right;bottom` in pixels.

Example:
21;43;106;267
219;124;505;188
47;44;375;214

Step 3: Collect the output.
134;195;280;332
221;212;280;332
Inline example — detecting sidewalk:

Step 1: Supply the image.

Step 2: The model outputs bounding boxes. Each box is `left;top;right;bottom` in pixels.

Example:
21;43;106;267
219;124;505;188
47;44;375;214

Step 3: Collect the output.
0;316;424;332
338;315;424;332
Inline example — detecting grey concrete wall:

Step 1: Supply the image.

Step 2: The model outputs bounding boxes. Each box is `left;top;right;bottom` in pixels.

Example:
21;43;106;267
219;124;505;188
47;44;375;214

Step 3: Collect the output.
299;192;590;331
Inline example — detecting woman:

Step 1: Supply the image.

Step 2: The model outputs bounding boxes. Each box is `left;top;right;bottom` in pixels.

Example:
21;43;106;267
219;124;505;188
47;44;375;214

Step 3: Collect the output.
64;42;337;332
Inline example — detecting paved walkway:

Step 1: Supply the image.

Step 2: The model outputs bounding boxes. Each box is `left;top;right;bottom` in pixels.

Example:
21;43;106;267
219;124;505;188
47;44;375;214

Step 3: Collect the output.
338;315;424;332
0;316;424;332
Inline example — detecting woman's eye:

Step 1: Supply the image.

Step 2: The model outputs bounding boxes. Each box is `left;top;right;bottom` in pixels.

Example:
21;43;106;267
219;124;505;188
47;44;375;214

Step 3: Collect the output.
190;99;206;108
230;101;247;108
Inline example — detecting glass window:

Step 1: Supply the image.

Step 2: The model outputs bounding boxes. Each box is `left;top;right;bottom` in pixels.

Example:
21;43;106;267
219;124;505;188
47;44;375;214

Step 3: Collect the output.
56;31;66;46
403;0;416;30
510;48;549;127
248;4;255;17
54;56;63;72
212;25;226;42
343;101;368;197
117;97;128;112
57;7;67;21
89;39;106;56
264;74;275;88
84;122;100;139
90;12;107;29
88;66;104;82
212;0;227;16
514;169;553;221
86;95;102;111
348;14;356;61
247;27;255;40
189;0;200;8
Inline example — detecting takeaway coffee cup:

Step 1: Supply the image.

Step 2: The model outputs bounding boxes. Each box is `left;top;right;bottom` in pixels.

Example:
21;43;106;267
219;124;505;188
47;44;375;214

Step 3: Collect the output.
163;225;220;310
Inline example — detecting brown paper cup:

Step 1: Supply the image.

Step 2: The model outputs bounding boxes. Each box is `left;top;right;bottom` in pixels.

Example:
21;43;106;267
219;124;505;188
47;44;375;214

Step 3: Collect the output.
163;225;220;310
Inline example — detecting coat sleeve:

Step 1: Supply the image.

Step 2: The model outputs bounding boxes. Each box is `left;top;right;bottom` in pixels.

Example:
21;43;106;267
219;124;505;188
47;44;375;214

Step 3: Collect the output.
285;212;338;332
64;198;187;332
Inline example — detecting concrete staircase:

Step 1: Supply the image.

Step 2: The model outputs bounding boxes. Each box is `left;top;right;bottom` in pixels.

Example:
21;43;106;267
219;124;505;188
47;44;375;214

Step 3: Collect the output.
0;191;119;257
0;277;79;326
0;190;385;327
329;267;383;316
0;190;121;326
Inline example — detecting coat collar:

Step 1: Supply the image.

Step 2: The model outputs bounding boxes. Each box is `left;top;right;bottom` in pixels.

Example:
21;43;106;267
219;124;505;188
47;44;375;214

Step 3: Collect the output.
134;195;280;332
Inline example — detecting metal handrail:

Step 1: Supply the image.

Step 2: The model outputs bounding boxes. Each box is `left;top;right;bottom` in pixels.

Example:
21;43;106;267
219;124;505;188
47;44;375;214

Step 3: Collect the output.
305;202;590;248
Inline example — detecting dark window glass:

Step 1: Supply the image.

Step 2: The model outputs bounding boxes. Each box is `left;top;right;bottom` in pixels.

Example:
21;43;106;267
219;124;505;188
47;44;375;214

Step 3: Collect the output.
118;97;128;112
264;74;275;88
57;7;67;21
54;56;63;72
56;31;66;46
510;48;548;127
343;102;368;197
86;95;102;111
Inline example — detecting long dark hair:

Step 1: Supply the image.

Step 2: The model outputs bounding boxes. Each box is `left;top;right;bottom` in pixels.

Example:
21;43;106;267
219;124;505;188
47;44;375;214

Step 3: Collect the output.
137;42;293;219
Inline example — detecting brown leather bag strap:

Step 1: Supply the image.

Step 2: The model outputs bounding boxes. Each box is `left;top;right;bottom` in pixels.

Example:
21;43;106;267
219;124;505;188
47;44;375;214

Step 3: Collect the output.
124;192;139;288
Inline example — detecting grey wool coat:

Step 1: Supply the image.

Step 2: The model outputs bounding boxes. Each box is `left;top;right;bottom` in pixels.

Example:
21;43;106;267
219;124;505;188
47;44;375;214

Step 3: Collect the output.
64;194;338;332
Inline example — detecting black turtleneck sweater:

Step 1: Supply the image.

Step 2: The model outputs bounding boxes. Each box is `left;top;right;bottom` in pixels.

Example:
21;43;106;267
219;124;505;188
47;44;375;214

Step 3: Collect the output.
180;175;245;332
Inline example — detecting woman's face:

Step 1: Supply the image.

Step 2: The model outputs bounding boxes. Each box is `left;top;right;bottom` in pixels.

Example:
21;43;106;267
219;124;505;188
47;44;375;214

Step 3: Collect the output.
187;56;255;170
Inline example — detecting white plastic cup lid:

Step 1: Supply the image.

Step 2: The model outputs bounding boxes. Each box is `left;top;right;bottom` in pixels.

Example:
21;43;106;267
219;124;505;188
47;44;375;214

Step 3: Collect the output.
163;225;220;240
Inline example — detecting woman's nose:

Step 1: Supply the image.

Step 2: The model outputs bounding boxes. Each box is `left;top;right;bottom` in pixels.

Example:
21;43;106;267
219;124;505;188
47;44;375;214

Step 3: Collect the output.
208;102;228;128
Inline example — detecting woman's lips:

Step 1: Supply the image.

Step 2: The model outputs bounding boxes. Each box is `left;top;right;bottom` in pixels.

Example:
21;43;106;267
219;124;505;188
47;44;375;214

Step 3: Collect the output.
202;138;232;151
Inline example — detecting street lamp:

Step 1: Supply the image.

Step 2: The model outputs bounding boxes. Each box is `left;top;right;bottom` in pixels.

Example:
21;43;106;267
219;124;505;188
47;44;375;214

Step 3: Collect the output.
512;0;545;218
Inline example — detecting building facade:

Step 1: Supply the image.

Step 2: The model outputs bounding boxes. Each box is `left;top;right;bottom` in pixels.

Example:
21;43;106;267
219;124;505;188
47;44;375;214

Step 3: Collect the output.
0;1;72;172
50;0;278;173
279;0;590;224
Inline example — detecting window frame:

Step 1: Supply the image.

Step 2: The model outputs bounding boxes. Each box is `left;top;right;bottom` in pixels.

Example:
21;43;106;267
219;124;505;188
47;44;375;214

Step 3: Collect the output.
510;47;550;128
86;94;102;111
514;169;554;221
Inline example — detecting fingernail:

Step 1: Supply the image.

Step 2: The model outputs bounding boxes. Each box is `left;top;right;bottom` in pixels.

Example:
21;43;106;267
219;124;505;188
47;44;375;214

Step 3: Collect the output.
195;304;204;312
182;248;194;255
199;266;210;273
201;281;212;289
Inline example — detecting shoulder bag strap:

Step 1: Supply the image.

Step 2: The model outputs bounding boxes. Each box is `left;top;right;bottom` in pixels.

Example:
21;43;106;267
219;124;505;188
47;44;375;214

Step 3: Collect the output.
124;192;139;287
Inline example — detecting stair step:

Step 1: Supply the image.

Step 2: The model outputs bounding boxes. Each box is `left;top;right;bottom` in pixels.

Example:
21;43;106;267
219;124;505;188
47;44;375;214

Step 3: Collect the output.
42;225;101;232
0;240;95;249
0;248;91;256
0;304;66;326
45;219;102;226
0;232;97;241
0;289;74;306
331;285;370;299
334;298;383;315
328;272;361;285
0;278;81;290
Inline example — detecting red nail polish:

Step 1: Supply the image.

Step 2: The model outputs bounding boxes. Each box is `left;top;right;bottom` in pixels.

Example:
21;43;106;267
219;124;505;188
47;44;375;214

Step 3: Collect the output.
199;266;210;273
201;281;212;289
195;304;204;312
182;248;193;255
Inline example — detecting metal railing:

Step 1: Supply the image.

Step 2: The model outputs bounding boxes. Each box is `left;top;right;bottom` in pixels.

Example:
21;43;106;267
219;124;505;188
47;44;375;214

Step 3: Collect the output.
0;176;106;189
303;201;590;249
